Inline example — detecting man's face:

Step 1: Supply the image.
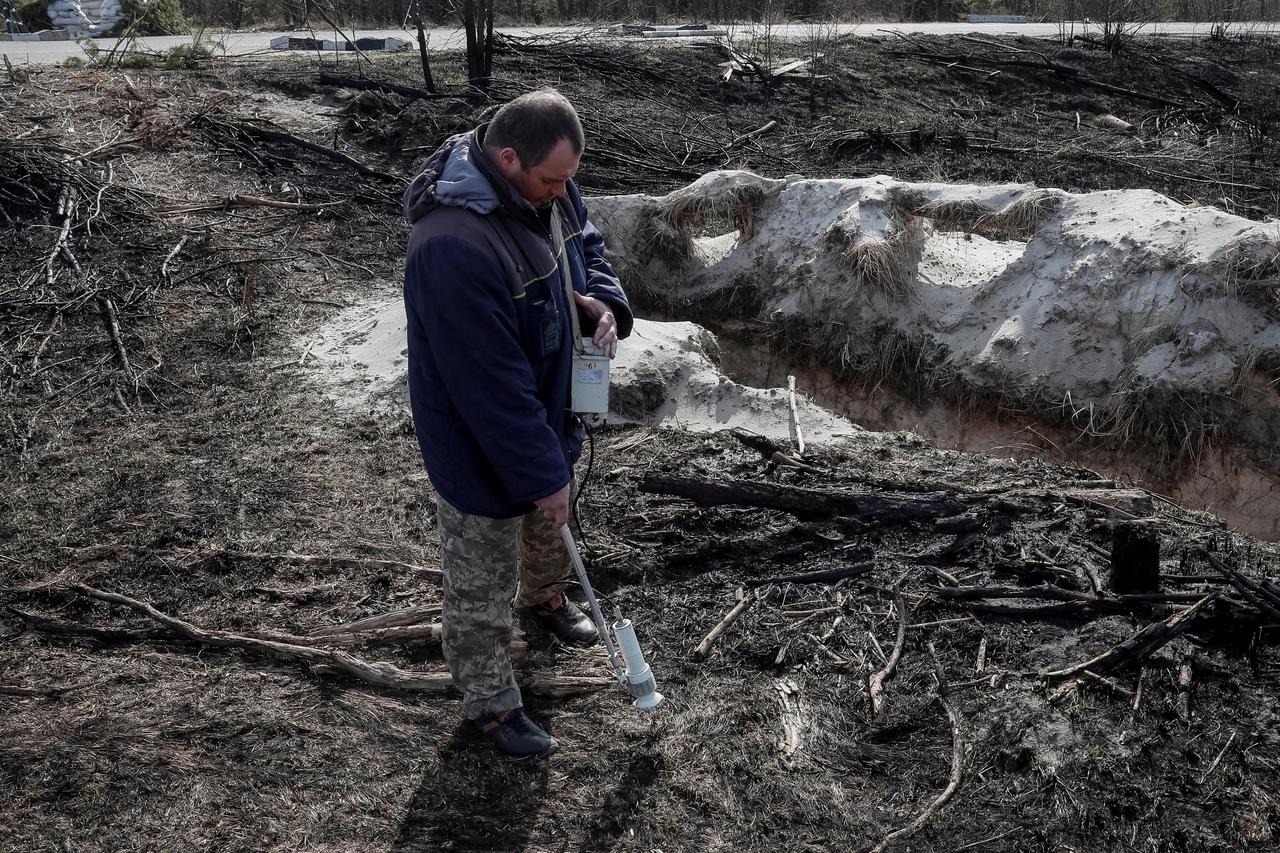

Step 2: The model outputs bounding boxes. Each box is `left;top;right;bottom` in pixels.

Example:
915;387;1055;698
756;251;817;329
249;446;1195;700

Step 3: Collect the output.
494;138;581;209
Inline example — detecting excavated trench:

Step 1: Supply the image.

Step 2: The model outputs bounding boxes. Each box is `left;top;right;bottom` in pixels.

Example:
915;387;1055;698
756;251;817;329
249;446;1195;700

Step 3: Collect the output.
711;326;1280;539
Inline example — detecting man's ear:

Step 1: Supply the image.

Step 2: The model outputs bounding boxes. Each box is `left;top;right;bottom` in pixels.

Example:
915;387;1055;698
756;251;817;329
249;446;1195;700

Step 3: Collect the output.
495;147;521;174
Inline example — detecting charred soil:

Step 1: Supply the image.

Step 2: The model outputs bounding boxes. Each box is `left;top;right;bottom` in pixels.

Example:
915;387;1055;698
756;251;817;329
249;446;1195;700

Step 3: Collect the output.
2;34;1280;853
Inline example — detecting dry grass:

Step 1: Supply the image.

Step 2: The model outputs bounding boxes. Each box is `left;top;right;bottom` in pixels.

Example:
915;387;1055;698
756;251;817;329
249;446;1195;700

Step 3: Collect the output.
825;214;926;303
1214;231;1280;308
644;181;770;262
907;190;1061;242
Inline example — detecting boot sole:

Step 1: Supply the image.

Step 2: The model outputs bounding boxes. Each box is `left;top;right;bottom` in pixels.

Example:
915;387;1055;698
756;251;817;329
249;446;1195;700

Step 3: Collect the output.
504;741;559;761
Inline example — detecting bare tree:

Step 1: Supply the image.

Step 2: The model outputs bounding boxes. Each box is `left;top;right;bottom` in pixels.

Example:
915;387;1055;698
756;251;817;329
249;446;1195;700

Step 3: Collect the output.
414;0;437;91
462;0;494;90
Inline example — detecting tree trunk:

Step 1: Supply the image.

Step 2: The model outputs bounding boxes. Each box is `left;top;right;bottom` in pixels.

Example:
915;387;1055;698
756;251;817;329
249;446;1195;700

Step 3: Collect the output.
415;0;436;92
483;0;493;83
462;0;479;84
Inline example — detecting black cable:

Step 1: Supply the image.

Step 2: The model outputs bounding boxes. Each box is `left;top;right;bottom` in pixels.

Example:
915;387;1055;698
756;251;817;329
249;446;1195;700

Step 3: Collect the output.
571;419;596;554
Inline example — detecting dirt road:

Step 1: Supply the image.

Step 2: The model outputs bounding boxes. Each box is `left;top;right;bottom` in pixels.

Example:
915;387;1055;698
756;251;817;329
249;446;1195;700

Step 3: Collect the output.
1;21;1264;64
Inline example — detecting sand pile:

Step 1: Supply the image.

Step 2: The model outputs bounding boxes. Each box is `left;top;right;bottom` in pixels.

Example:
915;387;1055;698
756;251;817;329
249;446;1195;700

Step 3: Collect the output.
303;302;857;444
305;171;1280;465
590;171;1280;457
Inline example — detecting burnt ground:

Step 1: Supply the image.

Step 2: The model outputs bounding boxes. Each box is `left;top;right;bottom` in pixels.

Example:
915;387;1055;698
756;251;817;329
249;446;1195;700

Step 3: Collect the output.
2;32;1280;853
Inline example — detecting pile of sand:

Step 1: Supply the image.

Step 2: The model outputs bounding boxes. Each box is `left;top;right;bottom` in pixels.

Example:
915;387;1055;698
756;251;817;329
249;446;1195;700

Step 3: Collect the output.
591;170;1280;453
304;170;1280;462
302;302;856;444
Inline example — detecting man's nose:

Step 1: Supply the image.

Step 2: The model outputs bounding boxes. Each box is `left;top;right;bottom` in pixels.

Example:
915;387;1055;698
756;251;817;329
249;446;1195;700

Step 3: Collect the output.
551;182;567;199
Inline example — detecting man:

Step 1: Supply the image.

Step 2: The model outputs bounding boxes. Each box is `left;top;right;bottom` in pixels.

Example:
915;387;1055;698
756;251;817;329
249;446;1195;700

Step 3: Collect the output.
402;90;633;759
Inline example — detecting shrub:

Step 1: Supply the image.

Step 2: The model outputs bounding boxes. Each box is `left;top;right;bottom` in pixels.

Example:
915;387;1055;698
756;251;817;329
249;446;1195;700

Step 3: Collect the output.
15;0;49;31
119;0;188;35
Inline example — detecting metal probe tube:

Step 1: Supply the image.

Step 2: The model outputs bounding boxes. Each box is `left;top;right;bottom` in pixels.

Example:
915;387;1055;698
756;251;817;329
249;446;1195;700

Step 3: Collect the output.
560;525;625;678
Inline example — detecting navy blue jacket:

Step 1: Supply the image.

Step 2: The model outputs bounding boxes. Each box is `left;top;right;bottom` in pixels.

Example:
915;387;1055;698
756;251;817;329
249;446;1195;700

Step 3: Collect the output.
403;128;633;518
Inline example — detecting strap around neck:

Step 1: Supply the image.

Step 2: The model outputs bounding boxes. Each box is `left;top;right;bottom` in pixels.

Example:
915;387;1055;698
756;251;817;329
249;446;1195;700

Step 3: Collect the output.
549;200;584;355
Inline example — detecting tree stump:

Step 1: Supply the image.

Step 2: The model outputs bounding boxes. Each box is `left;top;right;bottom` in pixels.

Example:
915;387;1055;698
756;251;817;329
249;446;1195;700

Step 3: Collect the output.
1110;522;1161;593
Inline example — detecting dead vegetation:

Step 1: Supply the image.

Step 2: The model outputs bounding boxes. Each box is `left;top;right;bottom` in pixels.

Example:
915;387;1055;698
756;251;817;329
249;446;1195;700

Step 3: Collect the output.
644;174;774;261
908;190;1062;242
826;211;926;302
3;33;1280;853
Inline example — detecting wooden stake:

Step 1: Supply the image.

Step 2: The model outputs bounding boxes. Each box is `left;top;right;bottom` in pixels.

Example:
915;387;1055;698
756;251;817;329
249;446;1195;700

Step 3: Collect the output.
1177;656;1194;719
787;375;806;456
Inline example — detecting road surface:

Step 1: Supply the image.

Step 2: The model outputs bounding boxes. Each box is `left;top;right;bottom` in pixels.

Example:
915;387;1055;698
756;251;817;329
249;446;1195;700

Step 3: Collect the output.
1;21;1272;64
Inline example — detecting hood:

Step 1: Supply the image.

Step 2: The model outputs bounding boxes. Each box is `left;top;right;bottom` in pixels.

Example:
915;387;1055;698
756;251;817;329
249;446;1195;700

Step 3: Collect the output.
403;125;530;224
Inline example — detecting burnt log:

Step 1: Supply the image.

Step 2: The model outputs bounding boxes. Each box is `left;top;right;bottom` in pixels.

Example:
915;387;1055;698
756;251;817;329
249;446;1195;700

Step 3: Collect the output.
638;474;977;523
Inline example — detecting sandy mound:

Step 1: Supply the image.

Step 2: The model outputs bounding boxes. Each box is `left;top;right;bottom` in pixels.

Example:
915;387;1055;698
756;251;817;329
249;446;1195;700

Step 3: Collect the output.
303;301;857;444
591;171;1280;457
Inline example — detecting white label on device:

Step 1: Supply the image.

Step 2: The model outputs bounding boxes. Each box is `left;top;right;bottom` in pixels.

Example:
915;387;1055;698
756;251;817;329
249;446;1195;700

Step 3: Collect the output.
579;369;603;384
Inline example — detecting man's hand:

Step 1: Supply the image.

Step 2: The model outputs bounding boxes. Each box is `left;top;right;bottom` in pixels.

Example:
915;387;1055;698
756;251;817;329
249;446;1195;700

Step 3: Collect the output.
534;483;571;529
573;292;618;358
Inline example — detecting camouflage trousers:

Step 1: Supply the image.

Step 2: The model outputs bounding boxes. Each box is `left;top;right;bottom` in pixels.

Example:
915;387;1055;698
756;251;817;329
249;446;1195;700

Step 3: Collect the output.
436;484;577;720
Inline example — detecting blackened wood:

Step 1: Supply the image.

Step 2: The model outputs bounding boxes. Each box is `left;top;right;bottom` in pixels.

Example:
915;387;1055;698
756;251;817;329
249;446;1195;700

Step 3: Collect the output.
639;474;975;522
1111;522;1162;593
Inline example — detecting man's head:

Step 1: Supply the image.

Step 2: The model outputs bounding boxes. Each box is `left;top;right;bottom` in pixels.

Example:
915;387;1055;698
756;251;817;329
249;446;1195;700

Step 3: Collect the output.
483;89;584;208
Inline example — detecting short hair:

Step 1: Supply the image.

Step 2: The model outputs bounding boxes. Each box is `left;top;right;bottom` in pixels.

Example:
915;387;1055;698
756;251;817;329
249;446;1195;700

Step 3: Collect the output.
484;89;584;169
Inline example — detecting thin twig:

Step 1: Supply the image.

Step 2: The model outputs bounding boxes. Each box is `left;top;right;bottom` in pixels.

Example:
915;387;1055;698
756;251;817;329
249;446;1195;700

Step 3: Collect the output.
868;580;909;723
867;642;965;853
691;592;755;661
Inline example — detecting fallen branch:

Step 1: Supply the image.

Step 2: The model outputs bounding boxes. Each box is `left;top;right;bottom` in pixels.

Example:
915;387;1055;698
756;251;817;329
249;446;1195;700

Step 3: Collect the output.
867;642;965;853
731;119;780;149
1041;595;1213;680
158;194;346;216
747;562;874;587
640;474;980;522
316;72;453;101
197;116;401;183
11;607;166;642
1199;731;1236;785
0;679;103;698
890;47;1188;109
97;296;133;378
1200;550;1280;623
868;582;909;723
937;583;1209;620
310;604;444;636
42;185;76;288
68;584;600;695
61;544;442;581
691;593;755;661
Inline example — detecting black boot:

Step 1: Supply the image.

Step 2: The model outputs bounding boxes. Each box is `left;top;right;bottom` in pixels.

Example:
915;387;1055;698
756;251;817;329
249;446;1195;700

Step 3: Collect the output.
474;708;558;759
527;592;599;646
